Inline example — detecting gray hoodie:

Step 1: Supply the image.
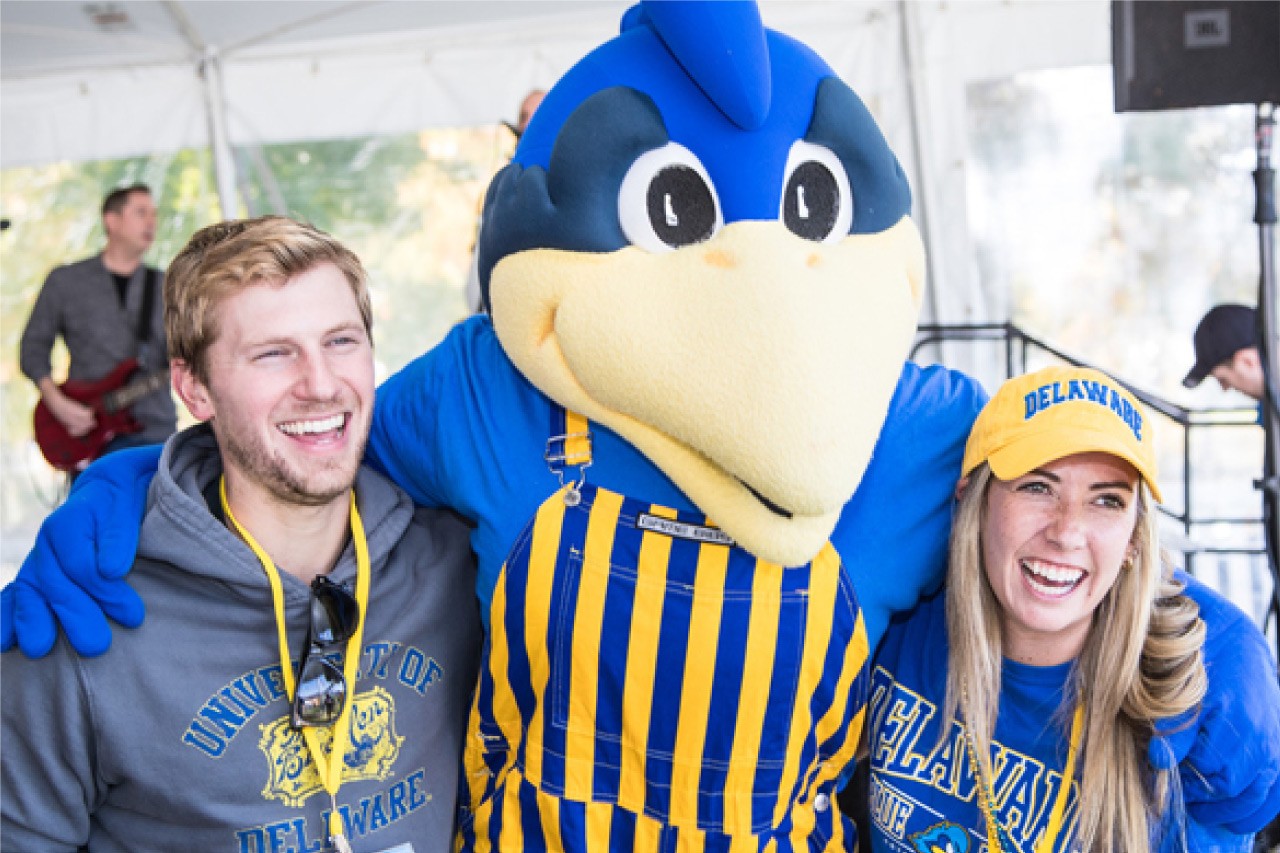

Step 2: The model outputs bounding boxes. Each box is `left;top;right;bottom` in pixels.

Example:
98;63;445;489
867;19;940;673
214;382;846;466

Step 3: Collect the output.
2;424;482;852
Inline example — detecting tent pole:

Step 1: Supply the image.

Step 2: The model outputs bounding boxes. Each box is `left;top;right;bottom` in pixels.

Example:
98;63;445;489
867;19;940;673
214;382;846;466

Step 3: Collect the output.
1252;104;1280;667
161;1;239;219
898;0;937;322
200;48;240;220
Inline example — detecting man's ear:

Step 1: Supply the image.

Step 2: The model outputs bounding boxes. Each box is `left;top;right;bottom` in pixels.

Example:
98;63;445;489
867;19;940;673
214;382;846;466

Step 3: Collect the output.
1237;347;1263;372
102;210;120;240
171;359;214;422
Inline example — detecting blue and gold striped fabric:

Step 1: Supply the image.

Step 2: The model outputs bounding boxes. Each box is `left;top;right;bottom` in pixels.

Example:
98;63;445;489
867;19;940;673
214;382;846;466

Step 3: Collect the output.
458;411;870;852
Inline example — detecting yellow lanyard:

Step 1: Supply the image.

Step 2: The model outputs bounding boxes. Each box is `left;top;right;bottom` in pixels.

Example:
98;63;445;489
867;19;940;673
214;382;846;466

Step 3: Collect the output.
965;699;1083;853
220;478;370;851
1037;703;1084;853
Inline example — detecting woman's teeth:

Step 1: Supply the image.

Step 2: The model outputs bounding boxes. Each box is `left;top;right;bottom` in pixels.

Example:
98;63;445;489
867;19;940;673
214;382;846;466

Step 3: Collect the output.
1020;558;1084;594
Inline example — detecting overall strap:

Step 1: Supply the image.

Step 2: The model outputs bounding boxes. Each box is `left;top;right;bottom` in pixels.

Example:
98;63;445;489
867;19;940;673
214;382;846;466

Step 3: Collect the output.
545;406;592;502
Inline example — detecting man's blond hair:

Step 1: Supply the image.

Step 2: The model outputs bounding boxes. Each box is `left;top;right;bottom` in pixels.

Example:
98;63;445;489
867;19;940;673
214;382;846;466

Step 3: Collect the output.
165;216;371;383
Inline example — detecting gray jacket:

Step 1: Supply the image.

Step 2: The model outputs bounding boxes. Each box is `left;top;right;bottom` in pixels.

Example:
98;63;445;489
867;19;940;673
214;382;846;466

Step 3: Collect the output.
19;254;176;443
2;424;482;851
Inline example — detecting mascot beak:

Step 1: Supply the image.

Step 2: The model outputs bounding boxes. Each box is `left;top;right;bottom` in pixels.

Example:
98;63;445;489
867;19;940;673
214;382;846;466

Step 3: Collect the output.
491;215;925;566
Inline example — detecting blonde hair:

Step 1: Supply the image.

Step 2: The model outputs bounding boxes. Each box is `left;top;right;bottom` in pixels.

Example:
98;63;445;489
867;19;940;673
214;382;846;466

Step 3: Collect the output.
165;216;371;383
943;463;1207;852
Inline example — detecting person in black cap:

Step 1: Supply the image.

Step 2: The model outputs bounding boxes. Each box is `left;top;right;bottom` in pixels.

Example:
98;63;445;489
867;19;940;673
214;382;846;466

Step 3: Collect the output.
1184;303;1264;400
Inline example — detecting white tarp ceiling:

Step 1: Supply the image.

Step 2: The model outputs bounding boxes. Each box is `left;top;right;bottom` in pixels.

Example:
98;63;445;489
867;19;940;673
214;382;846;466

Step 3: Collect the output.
1;0;1111;326
1;1;1109;169
2;1;625;168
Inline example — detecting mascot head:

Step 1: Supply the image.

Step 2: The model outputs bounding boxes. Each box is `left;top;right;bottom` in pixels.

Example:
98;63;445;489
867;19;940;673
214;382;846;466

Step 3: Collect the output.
478;0;925;566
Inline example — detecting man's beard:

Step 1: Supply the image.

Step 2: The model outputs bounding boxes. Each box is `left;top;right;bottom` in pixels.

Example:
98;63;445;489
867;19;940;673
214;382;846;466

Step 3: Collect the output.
220;426;366;507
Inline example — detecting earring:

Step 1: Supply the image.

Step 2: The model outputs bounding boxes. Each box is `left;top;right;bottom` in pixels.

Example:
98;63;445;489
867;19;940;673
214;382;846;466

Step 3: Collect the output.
1121;555;1135;571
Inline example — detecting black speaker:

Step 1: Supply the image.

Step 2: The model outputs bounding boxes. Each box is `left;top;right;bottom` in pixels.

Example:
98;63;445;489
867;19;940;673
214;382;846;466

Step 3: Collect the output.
1112;1;1280;112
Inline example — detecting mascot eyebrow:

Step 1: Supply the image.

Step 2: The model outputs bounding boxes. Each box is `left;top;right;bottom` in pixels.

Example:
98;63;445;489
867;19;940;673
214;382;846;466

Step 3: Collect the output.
478;78;913;309
805;77;914;234
477;88;668;298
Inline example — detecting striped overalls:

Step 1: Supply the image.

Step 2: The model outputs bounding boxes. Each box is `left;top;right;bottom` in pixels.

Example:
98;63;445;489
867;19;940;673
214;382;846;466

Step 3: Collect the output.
459;410;871;851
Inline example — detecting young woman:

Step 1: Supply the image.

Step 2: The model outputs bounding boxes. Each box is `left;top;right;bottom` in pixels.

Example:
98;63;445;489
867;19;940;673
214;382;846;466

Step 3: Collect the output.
866;365;1278;853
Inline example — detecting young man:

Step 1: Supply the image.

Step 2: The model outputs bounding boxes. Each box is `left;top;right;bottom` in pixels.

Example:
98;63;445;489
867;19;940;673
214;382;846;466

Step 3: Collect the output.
20;184;177;459
1184;303;1265;400
2;217;481;852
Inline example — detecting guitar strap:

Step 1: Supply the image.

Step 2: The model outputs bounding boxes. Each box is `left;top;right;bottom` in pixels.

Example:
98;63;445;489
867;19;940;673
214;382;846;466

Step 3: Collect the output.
135;267;157;349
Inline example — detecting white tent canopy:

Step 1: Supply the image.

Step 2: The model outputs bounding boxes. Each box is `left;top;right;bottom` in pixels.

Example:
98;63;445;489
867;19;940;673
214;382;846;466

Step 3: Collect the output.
1;0;1112;325
2;3;630;164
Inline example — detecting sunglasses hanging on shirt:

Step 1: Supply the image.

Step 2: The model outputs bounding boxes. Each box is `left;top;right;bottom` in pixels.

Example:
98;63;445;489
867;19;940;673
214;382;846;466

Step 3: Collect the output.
293;575;359;728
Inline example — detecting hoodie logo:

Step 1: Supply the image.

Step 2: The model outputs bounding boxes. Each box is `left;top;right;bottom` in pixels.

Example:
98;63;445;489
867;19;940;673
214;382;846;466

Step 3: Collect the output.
259;687;403;807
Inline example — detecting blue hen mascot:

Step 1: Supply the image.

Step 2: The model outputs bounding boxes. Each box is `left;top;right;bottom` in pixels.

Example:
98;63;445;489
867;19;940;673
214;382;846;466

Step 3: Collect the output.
423;5;981;849
386;5;979;846
6;3;1275;851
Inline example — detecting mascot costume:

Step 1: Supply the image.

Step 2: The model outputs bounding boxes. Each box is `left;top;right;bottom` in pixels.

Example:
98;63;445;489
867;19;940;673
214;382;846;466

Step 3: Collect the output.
5;2;1278;850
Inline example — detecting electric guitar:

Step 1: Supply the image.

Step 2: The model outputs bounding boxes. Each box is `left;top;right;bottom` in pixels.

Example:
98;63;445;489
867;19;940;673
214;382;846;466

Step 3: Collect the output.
34;359;170;471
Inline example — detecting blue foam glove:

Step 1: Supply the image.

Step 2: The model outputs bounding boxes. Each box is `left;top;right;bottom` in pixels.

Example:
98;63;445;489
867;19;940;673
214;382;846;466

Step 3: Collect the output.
0;445;161;658
1148;572;1280;834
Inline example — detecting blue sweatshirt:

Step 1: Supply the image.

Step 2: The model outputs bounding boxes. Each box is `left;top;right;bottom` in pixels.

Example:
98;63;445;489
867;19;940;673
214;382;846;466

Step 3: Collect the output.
866;582;1263;853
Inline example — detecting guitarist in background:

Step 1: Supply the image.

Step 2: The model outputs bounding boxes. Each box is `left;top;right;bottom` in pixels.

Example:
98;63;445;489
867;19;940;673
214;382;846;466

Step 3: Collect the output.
19;184;176;472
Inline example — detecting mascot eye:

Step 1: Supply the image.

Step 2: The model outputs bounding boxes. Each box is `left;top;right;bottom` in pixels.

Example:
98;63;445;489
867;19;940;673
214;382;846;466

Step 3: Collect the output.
618;143;722;253
779;140;853;244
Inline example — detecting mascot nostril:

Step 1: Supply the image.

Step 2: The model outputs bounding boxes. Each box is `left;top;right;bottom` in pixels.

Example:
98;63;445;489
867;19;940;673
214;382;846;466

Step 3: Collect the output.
373;0;987;847
704;249;734;269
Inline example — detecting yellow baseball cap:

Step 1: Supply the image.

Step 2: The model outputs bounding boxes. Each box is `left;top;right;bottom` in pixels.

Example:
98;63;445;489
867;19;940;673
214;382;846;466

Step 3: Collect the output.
961;365;1162;503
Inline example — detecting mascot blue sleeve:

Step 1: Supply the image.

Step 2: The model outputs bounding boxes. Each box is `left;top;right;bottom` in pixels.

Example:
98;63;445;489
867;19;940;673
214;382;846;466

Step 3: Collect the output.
836;363;986;651
1154;571;1280;834
366;315;560;616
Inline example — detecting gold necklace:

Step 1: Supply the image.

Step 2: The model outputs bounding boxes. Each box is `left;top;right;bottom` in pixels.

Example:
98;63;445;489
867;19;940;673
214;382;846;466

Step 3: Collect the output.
960;684;1083;853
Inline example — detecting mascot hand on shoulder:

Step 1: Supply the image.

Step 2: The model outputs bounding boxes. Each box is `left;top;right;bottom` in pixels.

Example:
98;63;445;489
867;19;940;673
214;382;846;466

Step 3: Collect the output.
3;1;985;848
